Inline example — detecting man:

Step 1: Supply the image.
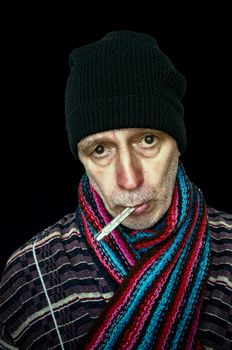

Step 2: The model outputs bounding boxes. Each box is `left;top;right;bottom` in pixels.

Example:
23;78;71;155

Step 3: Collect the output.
0;30;231;349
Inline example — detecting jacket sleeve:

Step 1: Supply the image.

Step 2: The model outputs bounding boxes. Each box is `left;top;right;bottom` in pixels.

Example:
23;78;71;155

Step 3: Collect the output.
0;325;19;350
0;249;28;350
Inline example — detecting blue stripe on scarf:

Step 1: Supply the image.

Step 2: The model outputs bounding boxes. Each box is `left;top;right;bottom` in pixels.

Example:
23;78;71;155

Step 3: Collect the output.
136;221;201;349
78;161;210;349
99;214;194;349
178;164;189;223
170;230;210;349
82;209;128;278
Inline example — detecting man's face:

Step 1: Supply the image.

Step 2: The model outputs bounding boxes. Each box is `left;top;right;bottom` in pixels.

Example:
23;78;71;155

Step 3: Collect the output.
78;128;180;230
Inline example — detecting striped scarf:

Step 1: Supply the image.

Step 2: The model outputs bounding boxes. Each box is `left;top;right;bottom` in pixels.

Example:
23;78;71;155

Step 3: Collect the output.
77;162;210;349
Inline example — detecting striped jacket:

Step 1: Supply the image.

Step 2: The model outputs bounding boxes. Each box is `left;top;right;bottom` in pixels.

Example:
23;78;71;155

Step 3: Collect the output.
0;207;231;349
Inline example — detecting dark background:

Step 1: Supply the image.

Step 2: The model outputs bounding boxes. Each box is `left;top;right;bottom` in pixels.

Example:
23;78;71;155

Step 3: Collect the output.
1;6;231;275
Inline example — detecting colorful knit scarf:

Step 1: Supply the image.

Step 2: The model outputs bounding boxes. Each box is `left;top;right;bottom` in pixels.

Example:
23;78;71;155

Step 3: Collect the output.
77;162;210;349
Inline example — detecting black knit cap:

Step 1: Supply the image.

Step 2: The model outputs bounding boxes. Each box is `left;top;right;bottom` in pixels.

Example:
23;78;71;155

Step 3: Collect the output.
65;30;187;158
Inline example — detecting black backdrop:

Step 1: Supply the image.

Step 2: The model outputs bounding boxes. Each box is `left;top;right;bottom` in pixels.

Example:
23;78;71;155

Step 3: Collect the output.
1;6;231;275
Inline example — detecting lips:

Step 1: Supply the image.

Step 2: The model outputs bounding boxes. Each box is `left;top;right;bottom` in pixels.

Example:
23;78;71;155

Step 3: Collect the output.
114;201;152;218
131;201;151;216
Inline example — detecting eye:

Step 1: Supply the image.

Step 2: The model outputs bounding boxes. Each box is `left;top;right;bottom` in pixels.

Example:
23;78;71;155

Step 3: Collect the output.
94;145;105;155
139;134;158;148
144;135;155;144
92;144;112;158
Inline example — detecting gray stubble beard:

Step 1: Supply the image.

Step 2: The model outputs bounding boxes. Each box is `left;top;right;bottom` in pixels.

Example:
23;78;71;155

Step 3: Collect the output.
87;151;180;230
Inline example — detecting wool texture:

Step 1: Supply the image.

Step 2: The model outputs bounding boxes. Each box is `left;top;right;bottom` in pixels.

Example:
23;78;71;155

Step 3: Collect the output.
76;162;211;349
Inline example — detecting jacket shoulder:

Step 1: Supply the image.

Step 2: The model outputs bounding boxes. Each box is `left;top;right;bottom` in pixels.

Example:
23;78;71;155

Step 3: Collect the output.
0;211;80;347
0;211;79;291
198;207;232;349
2;212;79;276
207;206;232;233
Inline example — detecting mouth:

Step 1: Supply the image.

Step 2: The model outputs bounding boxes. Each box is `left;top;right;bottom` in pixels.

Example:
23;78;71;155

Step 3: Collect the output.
117;201;152;217
132;201;152;216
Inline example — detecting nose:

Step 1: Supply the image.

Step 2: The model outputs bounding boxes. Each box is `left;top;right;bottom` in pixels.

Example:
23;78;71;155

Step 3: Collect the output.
116;148;144;191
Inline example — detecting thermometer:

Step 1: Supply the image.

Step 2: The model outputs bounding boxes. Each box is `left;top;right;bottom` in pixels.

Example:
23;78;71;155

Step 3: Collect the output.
95;207;135;241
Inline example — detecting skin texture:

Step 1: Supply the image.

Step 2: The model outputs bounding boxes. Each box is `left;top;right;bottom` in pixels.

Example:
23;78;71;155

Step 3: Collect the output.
78;128;180;230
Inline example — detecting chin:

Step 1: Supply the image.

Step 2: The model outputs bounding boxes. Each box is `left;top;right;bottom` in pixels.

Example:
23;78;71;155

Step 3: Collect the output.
123;213;160;230
123;204;170;230
123;221;151;230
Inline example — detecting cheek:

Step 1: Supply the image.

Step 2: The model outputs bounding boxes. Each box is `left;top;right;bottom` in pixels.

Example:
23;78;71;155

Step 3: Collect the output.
143;160;167;187
86;168;115;198
143;147;178;189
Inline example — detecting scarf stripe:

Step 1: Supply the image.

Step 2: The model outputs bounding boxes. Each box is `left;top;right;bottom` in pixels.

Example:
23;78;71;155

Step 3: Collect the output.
121;196;205;349
76;162;210;349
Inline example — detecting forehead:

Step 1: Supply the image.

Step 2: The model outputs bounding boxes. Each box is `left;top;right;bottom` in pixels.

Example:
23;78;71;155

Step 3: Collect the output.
78;128;166;147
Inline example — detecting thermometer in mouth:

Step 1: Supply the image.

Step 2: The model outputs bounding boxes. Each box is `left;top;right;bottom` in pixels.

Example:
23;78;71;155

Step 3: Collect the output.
95;207;135;241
